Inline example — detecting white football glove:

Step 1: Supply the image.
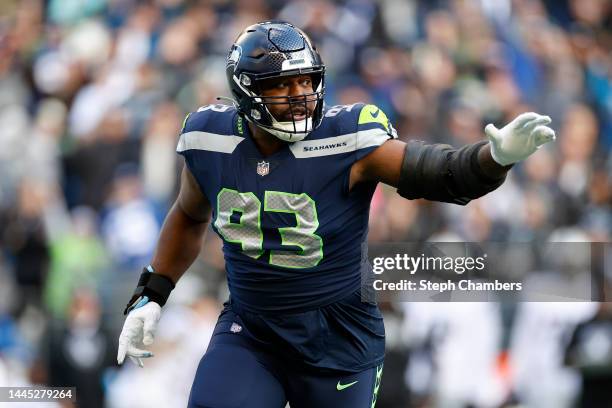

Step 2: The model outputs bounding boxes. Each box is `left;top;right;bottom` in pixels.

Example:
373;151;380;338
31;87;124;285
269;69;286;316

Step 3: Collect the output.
485;112;556;166
117;301;161;367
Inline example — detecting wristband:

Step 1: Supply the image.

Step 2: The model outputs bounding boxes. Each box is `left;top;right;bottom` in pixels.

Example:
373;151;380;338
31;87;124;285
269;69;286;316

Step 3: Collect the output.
123;266;175;315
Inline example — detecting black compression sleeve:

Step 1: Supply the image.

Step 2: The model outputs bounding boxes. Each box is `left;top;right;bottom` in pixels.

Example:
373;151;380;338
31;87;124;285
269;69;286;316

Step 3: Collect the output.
397;140;507;205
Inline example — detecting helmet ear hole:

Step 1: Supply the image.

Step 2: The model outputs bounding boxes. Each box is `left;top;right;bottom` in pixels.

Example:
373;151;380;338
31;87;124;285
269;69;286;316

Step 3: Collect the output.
240;74;251;86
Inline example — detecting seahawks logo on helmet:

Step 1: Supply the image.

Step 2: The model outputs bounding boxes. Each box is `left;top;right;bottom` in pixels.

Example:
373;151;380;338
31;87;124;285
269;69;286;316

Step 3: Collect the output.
227;45;242;67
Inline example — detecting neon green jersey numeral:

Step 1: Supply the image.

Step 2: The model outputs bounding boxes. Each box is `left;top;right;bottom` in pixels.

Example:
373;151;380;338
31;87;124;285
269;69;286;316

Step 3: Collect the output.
264;191;323;268
214;188;263;259
214;189;323;268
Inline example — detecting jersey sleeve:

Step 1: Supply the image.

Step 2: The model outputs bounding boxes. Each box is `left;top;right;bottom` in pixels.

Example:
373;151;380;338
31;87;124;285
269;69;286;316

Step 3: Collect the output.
176;108;209;156
175;105;242;202
354;104;398;161
176;105;241;164
176;110;201;177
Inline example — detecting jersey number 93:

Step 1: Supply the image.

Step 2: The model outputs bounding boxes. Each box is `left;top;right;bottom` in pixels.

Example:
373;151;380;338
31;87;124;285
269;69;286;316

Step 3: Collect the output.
214;189;323;269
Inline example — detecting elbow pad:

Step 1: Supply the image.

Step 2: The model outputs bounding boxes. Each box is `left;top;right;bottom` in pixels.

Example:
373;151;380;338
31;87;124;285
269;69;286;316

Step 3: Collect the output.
397;140;507;206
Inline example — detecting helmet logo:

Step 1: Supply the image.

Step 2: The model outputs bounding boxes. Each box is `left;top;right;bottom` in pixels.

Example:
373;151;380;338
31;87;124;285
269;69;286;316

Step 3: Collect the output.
251;109;261;120
228;45;242;66
256;161;270;177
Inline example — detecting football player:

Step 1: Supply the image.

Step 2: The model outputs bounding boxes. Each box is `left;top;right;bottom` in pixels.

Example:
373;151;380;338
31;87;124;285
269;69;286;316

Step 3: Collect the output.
117;22;555;408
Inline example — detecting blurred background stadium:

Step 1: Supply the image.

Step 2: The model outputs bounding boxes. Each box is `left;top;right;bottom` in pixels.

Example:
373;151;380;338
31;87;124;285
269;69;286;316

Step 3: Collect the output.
0;0;610;407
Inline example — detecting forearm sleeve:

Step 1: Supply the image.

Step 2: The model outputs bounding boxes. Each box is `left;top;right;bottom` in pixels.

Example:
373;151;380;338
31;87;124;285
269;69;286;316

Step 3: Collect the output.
397;140;507;205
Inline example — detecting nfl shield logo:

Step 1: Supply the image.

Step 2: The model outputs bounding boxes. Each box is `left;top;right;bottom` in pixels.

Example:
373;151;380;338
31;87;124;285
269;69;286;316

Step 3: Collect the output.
256;161;270;176
230;322;242;333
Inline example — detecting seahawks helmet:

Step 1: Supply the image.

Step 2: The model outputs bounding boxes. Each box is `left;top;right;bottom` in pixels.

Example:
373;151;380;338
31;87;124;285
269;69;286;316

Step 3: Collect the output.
226;21;325;142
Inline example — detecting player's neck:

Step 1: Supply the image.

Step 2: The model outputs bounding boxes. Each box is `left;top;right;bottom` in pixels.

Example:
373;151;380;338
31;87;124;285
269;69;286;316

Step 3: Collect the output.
248;123;286;157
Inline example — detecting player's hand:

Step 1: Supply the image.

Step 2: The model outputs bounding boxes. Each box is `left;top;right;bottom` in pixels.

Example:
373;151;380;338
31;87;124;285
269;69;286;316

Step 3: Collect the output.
117;301;161;368
485;112;556;166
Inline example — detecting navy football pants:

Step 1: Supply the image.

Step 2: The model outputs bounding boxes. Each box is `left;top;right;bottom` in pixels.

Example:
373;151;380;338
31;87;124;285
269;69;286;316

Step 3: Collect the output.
187;314;383;408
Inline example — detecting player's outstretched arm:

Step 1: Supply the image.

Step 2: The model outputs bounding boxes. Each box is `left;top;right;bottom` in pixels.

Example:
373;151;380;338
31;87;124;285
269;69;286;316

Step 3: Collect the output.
117;164;211;367
351;112;555;205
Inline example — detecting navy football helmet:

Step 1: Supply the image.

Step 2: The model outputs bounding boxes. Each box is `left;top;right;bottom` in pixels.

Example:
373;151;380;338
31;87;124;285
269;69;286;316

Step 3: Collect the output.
226;21;325;142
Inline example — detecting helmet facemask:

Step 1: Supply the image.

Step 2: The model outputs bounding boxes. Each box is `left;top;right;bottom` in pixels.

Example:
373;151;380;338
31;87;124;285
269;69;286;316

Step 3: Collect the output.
245;70;325;142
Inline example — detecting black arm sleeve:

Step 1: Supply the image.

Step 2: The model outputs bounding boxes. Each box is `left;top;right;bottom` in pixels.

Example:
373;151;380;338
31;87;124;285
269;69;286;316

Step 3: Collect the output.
397;140;508;206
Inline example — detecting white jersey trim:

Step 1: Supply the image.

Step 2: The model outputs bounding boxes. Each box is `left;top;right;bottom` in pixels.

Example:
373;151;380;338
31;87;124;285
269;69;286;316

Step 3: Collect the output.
176;131;245;154
290;128;392;158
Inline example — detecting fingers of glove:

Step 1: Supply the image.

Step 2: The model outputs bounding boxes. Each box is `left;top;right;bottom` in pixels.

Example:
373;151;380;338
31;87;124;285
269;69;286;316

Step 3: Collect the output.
117;341;127;365
522;115;551;132
141;303;161;346
128;344;153;357
118;316;146;364
512;112;539;129
129;355;144;368
484;124;500;145
142;317;159;346
119;320;144;346
118;328;139;365
533;125;556;147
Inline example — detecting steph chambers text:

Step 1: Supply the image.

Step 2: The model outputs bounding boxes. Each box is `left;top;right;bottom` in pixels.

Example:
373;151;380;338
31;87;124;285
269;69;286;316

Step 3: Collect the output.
373;279;522;292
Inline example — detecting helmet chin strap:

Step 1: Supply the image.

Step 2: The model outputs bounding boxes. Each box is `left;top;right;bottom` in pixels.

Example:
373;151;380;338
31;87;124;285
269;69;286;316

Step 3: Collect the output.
265;117;313;142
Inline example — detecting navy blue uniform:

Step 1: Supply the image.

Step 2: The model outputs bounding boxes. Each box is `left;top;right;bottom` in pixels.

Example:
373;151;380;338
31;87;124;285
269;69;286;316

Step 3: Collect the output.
177;103;396;407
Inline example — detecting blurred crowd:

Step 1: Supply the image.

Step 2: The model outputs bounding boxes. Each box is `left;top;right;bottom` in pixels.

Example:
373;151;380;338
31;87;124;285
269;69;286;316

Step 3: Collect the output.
0;0;610;407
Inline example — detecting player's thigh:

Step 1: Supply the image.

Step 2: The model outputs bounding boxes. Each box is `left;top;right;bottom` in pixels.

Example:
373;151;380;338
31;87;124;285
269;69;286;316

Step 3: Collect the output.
287;363;384;408
188;333;287;408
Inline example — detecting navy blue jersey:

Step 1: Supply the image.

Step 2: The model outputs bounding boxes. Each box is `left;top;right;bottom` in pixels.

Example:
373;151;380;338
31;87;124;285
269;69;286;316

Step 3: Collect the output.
177;103;394;372
177;103;396;313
